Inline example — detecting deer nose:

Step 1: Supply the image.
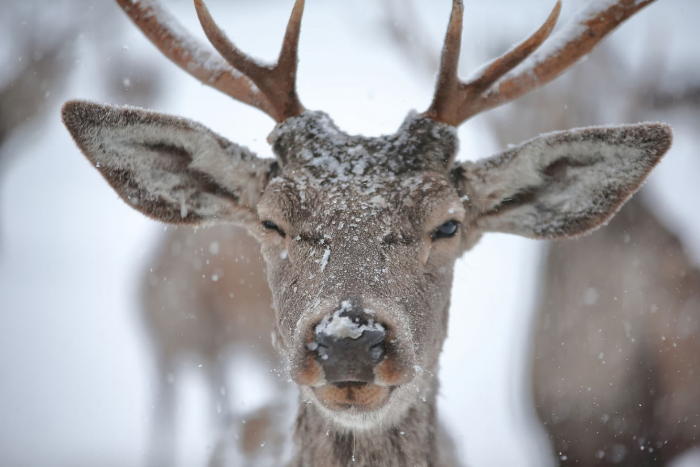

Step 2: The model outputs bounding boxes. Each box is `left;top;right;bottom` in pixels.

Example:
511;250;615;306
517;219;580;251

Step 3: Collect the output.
308;311;386;384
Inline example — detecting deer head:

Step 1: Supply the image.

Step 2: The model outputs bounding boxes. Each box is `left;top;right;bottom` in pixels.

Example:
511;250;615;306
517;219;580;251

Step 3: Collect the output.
62;0;670;434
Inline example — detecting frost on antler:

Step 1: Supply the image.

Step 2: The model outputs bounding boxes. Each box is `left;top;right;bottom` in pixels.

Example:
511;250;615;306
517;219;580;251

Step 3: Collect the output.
194;0;306;122
424;0;561;126
115;0;303;120
425;0;659;127
482;0;659;111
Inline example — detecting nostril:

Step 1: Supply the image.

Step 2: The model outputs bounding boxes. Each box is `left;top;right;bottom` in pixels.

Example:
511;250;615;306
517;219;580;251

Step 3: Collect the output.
308;341;330;360
308;329;386;366
369;342;384;362
308;305;389;383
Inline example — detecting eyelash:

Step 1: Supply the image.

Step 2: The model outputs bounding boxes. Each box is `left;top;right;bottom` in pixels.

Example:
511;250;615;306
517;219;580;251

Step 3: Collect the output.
262;220;286;238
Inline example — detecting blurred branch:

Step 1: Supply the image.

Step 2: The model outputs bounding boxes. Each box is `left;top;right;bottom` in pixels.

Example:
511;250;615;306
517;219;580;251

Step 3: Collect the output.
628;25;700;112
0;38;72;146
642;82;700;110
0;0;164;158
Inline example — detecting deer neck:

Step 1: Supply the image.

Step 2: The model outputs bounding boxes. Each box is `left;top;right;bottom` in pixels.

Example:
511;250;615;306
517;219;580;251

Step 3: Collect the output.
290;378;443;467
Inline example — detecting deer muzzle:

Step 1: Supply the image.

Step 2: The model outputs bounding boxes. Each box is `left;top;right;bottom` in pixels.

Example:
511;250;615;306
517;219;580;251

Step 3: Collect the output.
296;300;415;412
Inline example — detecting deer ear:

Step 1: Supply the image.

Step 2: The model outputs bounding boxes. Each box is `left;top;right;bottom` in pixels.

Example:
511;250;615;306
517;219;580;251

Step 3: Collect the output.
62;100;276;227
453;123;672;239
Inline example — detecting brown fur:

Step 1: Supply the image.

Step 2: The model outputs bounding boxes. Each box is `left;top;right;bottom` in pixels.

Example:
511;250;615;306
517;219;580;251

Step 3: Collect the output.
374;348;414;386
314;383;391;412
296;351;325;386
488;44;698;466
141;224;284;466
532;196;700;466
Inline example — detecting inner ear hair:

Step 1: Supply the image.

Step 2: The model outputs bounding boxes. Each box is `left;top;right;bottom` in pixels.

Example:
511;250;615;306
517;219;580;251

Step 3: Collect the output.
455;123;673;239
62;100;273;227
488;154;604;214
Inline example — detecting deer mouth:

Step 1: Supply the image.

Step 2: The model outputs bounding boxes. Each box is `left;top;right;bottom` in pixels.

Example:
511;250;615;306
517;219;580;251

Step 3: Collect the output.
313;382;393;412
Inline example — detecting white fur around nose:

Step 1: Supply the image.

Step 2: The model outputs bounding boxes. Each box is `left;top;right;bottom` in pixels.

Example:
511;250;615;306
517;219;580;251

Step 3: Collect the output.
313;301;384;341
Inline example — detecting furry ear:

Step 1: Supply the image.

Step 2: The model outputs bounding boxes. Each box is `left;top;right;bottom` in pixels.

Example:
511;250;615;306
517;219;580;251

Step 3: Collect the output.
453;123;672;239
62;100;276;227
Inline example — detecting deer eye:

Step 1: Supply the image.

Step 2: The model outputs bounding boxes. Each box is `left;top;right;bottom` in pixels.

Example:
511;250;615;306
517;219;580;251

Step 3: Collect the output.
432;220;459;240
262;220;286;237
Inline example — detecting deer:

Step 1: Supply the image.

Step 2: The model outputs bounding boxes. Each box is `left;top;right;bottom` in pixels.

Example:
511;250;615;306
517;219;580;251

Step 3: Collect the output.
141;223;285;466
533;195;700;467
61;0;673;465
486;39;700;466
487;39;700;466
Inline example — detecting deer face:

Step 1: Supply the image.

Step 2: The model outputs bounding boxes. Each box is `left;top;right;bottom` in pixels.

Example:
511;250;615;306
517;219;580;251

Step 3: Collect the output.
63;0;671;432
256;112;464;425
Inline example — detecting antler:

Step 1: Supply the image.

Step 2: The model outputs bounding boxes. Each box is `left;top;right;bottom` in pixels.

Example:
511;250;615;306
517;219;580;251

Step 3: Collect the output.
194;0;305;123
425;0;659;127
115;0;305;123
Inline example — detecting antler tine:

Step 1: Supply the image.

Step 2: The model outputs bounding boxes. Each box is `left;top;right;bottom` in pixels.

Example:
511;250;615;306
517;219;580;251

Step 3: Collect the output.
469;1;561;95
278;0;305;73
425;0;465;125
195;0;305;123
424;0;560;126
425;0;659;127
114;0;275;118
479;0;659;116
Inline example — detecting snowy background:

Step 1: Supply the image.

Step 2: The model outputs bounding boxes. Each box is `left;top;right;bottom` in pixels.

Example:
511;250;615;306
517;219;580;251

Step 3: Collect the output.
0;0;698;466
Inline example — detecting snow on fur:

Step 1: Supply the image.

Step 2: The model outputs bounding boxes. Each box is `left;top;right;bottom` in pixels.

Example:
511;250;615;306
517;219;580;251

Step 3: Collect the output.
461;123;672;238
130;0;247;81
313;301;385;341
61;100;269;226
482;0;656;102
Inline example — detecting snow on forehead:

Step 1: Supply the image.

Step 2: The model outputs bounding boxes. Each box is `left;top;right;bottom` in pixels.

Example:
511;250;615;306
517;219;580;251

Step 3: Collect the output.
269;110;459;182
267;168;456;218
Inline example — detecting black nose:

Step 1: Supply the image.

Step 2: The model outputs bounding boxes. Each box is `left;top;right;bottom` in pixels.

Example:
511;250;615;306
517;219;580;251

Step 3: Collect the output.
309;308;386;384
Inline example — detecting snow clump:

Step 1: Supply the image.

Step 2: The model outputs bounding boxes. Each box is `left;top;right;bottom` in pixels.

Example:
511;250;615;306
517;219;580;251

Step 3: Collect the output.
314;300;385;340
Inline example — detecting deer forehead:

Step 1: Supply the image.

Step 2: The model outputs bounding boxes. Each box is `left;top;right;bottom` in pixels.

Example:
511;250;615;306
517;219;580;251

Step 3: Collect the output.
259;111;464;231
269;111;459;175
262;177;463;237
